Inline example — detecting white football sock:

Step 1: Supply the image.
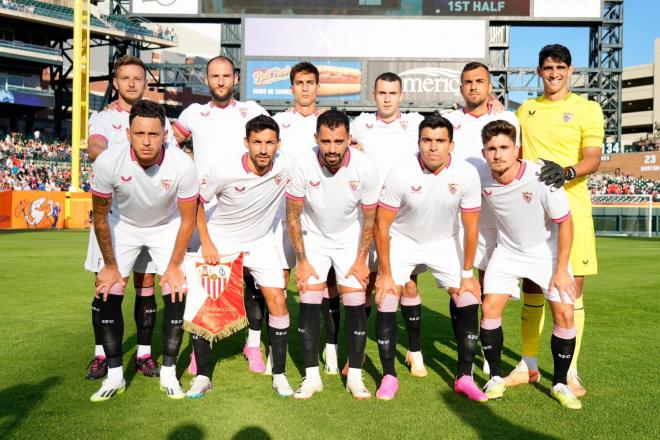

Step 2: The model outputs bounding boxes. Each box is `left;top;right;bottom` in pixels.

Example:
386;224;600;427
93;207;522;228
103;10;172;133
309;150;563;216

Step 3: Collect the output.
95;345;105;357
136;345;151;358
247;329;261;347
107;366;123;382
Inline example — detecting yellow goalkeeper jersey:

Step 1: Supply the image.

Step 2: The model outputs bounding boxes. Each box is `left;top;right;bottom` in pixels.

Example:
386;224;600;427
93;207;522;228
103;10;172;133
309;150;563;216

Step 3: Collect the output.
516;92;604;217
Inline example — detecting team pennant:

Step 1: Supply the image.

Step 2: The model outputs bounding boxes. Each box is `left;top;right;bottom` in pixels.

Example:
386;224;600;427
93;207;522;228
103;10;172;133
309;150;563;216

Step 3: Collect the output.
182;252;247;343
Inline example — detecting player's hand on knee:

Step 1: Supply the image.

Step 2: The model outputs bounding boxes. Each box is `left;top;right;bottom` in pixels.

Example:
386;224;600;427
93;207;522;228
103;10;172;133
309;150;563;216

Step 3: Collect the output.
458;275;482;304
345;261;369;289
295;259;318;292
549;269;576;304
537;159;566;190
96;266;125;301
161;265;188;302
201;240;219;265
375;273;397;306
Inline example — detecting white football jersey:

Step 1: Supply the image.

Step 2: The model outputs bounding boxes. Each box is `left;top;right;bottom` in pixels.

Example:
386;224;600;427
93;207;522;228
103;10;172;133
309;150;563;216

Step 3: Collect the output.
478;160;571;256
444;108;520;168
91;145;198;228
174;99;269;177
273;108;320;160
350;112;424;188
379;154;481;245
88;101;177;151
286;147;379;243
199;151;292;243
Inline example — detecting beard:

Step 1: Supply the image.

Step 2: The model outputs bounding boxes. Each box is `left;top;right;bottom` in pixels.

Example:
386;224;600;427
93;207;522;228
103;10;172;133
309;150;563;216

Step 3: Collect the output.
210;86;234;103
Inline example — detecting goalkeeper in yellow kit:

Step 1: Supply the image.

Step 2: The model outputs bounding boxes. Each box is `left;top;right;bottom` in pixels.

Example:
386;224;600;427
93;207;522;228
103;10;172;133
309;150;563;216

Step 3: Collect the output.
508;44;604;397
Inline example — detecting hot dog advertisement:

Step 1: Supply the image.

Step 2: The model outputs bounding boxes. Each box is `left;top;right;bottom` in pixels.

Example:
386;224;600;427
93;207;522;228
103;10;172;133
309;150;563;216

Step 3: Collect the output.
245;60;362;101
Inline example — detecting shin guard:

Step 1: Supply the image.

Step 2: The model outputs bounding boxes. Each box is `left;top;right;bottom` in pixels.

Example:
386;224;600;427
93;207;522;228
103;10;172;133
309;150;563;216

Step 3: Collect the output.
162;294;185;367
192;335;212;378
244;275;266;331
551;326;577;385
455;303;479;377
100;294;124;368
268;314;290;375
134;292;157;346
480;320;503;378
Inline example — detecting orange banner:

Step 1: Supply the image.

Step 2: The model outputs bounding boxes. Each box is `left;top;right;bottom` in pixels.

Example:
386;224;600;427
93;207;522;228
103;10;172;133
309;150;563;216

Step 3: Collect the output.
0;191;92;229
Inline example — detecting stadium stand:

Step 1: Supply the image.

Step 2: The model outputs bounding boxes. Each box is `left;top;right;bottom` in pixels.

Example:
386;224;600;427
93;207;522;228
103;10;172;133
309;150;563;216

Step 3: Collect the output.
589;172;660;201
104;14;156;37
1;0;107;28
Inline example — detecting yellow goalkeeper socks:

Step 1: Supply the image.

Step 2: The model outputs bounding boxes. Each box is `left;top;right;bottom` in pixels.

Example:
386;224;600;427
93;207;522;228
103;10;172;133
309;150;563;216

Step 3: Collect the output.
521;292;546;360
570;296;585;371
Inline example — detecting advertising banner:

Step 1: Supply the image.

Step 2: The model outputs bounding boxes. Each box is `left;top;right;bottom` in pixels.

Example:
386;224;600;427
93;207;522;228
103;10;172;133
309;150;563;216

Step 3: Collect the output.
367;61;465;104
245;60;362;102
0;191;65;229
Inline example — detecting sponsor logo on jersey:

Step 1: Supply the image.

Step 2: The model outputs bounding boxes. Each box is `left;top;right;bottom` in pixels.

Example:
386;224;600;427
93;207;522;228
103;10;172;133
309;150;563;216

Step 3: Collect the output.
120;175;132;184
522;191;533;203
112;124;122;130
410;185;422;193
200;111;210;117
349;180;360;191
582;259;589;265
235;186;246;192
239;108;248;118
309;180;321;188
484;189;493;196
528;110;536;116
282;122;291;129
161;179;173;190
448;183;457;195
453;124;462;130
563;112;574;123
366;123;374;129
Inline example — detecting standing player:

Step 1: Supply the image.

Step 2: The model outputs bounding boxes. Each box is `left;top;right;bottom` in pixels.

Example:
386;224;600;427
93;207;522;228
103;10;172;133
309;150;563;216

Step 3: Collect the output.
85;55;178;380
272;62;341;375
477;120;581;409
510;45;603;396
188;115;294;398
286;110;378;400
350;72;427;377
443;61;520;374
172;56;272;374
375;115;484;401
89;100;198;402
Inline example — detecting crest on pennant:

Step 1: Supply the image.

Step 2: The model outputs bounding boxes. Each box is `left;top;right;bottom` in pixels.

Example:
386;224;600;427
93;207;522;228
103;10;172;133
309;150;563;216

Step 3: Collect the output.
400;119;408;130
239;108;248;118
522;192;533;203
196;262;231;300
448;183;458;195
160;179;173;190
349;180;360;191
563;112;574;123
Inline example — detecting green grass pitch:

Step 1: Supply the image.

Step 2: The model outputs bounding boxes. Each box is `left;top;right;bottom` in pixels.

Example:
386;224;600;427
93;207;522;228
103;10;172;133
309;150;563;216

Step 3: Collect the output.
0;231;659;439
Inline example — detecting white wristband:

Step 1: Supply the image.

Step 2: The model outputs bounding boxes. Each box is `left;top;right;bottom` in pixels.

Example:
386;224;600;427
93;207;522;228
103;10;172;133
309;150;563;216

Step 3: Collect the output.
461;269;474;279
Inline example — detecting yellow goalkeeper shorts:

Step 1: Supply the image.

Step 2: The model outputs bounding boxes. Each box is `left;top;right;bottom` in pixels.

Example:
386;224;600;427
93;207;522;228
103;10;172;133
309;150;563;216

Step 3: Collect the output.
570;215;598;276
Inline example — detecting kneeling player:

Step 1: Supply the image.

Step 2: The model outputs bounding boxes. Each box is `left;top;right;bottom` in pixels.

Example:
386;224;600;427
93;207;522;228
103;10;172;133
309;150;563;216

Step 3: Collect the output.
89;100;198;402
375;115;485;401
286;110;378;400
477;120;581;409
191;115;294;397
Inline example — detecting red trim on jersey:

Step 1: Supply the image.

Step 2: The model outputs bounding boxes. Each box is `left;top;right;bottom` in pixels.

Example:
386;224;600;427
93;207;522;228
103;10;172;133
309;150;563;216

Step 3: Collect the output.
461;107;487;119
418;153;451;175
199;194;211;204
316;147;351;174
91;189;112;199
210;99;236;109
552;212;571;224
285;192;304;201
113;102;128;113
293;108;318;118
173;121;191;138
362;202;377;210
178;194;199;203
242;153;274;176
461;206;481;213
130;147;165;168
88;133;108;143
376;111;402;124
377;201;399;212
497;160;526;185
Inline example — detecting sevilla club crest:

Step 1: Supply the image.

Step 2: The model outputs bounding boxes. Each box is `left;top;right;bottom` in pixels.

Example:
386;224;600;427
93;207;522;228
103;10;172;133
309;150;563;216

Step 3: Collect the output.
522;192;533;203
349;180;360;191
196;262;232;300
275;174;283;186
448;183;458;195
400;119;408;130
563;112;574;123
239;108;248;118
161;179;173;190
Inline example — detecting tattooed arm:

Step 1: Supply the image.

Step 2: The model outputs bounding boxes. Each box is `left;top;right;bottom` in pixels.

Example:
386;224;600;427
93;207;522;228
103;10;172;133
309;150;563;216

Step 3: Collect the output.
92;194;125;300
286;197;318;291
345;206;376;289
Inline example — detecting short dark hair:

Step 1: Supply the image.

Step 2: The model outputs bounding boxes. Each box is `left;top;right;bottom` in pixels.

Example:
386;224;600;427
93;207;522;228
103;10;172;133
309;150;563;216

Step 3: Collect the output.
114;55;146;77
316;110;350;134
461;62;490;80
206;56;236;75
245;115;280;140
374;72;402;90
290;62;319;84
481;120;517;145
538;44;572;67
418;115;453;142
129;100;165;127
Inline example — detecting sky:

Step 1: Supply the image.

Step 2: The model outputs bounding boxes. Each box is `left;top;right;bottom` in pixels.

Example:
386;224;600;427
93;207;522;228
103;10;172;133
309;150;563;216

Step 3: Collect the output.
510;0;660;68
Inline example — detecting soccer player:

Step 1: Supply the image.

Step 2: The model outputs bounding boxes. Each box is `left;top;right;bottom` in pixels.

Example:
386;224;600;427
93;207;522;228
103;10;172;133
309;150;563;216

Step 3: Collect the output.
85;55;178;380
444;61;520;374
375;115;484;401
477;120;581;409
89;100;198;402
350;72;427;377
510;45;604;396
188;115;294;398
273;62;341;375
286;110;378;400
172;56;271;374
